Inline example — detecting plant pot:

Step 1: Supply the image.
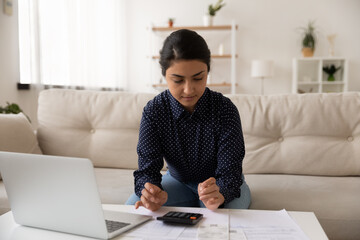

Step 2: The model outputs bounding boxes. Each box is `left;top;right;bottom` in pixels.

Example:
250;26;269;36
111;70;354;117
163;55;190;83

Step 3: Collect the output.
203;15;213;26
168;21;173;27
302;47;314;57
327;74;335;81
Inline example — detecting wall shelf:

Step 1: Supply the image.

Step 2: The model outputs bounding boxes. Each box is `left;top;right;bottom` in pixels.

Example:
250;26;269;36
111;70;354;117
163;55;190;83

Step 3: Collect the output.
292;57;348;94
321;81;345;85
149;22;238;94
152;25;237;31
152;82;237;88
298;82;320;85
151;54;237;59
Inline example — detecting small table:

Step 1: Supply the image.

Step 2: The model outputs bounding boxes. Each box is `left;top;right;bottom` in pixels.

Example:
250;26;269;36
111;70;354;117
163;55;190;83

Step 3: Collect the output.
0;204;328;240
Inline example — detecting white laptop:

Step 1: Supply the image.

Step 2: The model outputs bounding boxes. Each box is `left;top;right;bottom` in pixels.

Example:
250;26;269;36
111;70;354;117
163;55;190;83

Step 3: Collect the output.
0;151;152;239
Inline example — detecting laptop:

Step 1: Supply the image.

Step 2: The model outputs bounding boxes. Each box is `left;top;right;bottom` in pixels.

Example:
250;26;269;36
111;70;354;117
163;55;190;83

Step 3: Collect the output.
0;151;152;239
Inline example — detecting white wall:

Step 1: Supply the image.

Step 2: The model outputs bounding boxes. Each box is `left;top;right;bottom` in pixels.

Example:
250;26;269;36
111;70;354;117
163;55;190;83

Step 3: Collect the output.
0;0;38;127
0;0;19;106
127;0;360;94
1;0;360;127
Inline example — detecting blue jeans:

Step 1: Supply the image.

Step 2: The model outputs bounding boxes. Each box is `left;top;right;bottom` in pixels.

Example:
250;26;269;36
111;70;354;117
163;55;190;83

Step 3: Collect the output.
125;171;251;209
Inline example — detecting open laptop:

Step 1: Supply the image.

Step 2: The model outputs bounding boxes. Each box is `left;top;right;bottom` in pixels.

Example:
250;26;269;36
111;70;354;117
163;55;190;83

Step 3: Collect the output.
0;151;152;239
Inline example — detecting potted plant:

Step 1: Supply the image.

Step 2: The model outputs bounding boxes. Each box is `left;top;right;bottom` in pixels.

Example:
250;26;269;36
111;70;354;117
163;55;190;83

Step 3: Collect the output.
0;102;31;122
323;64;341;81
203;0;225;26
299;20;317;57
168;18;174;28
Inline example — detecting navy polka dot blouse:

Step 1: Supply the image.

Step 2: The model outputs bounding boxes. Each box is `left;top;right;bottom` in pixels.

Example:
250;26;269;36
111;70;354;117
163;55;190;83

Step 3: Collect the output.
134;87;245;204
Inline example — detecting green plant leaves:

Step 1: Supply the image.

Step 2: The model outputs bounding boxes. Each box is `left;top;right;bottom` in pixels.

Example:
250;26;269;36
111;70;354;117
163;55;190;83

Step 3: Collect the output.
323;65;341;75
299;20;317;49
303;34;315;49
208;0;225;16
0;102;31;122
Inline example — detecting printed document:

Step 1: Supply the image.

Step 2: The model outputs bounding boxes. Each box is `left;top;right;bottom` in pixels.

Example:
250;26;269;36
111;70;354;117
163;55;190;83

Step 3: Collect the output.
119;207;311;240
230;209;311;240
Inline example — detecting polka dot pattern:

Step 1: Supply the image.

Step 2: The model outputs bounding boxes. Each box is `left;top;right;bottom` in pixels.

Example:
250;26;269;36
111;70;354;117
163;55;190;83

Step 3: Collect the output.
134;88;245;204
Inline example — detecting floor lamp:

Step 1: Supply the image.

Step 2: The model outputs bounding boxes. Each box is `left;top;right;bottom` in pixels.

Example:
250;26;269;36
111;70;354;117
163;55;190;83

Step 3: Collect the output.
251;60;274;95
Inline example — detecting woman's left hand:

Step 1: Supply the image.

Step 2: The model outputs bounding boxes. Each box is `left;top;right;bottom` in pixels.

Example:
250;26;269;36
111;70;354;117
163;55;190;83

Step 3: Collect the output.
198;177;225;210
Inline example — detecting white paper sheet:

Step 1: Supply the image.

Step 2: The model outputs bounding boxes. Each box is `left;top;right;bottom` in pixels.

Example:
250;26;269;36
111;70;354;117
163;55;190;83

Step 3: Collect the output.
230;209;310;240
121;220;186;239
230;228;247;240
121;206;229;240
197;224;229;240
113;206;310;240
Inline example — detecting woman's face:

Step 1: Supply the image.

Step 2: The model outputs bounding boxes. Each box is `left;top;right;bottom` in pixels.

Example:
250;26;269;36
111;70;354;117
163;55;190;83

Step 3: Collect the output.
165;60;208;113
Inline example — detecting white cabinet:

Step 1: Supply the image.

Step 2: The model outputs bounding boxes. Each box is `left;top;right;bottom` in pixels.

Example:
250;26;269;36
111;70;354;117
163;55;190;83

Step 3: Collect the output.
292;57;348;94
149;22;238;94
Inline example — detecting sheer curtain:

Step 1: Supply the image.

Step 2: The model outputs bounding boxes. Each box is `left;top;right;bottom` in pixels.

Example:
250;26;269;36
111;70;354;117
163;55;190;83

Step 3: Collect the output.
18;0;127;90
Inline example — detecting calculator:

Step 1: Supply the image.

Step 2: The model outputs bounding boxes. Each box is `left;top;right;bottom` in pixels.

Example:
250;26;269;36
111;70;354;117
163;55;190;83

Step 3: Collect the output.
157;211;203;225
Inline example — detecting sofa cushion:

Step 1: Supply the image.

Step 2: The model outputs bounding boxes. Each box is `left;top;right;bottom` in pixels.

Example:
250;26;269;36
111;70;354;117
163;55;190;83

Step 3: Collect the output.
0;113;42;180
37;89;156;169
227;93;360;176
245;174;360;240
94;168;135;205
94;168;167;205
0;182;9;215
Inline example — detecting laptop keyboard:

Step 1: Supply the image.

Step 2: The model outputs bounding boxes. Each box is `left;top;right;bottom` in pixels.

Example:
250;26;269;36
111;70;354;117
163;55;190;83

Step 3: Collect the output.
105;220;130;233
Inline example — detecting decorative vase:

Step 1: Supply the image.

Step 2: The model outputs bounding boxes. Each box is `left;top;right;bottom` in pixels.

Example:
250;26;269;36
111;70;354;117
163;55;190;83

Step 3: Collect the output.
327;34;337;57
302;47;314;57
203;15;213;26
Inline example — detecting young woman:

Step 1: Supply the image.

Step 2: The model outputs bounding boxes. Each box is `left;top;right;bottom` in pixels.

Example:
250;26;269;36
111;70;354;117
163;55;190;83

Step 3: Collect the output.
126;29;251;211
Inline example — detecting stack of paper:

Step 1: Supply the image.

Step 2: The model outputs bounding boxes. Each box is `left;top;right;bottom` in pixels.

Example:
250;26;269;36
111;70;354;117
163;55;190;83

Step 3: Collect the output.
121;207;310;240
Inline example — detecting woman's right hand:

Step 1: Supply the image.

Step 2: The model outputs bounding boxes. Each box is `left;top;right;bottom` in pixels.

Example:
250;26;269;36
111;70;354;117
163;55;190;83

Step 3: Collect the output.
135;182;168;211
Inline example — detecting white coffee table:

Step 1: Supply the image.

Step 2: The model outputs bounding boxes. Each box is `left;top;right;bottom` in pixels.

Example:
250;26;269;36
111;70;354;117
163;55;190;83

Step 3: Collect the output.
0;204;328;240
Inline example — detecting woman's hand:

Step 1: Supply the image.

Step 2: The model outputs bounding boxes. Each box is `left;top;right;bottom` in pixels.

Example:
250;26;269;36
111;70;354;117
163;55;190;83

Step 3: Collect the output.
198;177;225;211
135;182;168;211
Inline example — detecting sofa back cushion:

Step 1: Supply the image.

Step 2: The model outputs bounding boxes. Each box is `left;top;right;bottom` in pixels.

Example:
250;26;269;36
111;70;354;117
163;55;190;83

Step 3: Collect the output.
227;92;360;176
37;89;155;169
38;89;360;176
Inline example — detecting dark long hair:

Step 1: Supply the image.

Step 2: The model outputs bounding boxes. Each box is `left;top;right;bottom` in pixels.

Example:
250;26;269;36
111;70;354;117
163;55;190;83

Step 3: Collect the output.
159;29;211;76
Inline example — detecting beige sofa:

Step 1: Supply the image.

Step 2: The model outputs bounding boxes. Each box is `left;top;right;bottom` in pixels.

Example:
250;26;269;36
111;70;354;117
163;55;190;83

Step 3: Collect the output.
0;89;359;240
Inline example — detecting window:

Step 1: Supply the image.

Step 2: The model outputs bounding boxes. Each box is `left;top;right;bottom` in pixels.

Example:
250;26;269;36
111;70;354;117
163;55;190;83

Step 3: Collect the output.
18;0;127;90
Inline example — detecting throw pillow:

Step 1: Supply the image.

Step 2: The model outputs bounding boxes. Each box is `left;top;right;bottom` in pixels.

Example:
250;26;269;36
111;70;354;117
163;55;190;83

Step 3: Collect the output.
0;113;42;180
